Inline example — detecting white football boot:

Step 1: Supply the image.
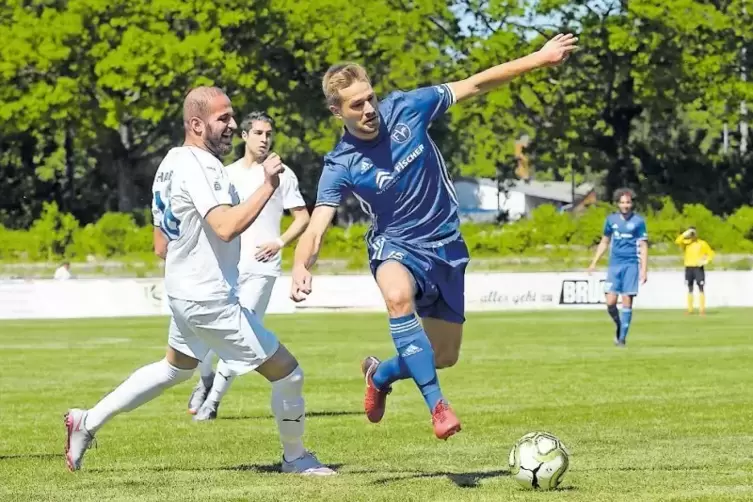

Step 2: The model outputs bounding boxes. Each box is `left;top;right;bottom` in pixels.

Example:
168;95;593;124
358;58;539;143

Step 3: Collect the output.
64;408;95;471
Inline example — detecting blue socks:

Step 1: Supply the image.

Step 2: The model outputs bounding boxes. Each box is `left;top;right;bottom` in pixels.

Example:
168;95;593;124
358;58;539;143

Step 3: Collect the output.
372;356;410;389
372;314;443;411
620;307;633;342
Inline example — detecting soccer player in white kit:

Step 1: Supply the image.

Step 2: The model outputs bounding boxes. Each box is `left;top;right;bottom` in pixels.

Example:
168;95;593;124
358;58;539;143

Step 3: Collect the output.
63;86;334;476
190;110;310;421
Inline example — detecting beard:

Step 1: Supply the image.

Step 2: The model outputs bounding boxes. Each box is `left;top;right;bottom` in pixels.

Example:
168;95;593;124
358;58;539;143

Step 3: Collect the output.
204;124;233;158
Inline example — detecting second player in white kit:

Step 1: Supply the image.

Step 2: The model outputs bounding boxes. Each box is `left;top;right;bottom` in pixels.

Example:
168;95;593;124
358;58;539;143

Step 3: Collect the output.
190;111;310;420
63;87;333;476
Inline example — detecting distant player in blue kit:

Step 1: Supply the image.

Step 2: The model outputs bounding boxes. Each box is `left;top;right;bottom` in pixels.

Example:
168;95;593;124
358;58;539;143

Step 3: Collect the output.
588;188;649;347
291;34;578;440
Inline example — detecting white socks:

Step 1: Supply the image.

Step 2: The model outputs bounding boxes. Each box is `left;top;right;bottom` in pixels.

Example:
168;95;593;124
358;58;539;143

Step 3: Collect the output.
82;357;307;465
205;360;236;403
198;351;215;380
84;359;194;433
271;366;306;462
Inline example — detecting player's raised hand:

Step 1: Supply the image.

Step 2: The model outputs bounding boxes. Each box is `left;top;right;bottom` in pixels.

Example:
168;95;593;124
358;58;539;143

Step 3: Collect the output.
262;152;284;188
290;264;313;302
538;33;578;67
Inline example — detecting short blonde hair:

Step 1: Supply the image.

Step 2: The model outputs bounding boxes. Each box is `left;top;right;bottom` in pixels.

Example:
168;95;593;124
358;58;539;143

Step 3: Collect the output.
322;62;370;106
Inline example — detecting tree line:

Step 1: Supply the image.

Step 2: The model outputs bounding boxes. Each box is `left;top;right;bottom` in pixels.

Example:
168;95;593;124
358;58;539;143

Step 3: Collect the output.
1;0;751;229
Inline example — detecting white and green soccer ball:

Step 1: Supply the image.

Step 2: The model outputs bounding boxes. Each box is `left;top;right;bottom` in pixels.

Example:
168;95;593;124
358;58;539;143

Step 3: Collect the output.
508;431;570;490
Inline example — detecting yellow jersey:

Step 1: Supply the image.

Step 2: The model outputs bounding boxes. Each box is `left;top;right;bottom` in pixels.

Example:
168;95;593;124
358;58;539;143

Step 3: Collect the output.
674;236;715;267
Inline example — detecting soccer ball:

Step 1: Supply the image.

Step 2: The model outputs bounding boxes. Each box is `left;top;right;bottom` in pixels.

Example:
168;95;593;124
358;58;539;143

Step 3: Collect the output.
508;431;570;490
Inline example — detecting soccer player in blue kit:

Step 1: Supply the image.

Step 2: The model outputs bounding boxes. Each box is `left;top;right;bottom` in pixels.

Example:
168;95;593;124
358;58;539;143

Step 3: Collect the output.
291;34;578;440
588;188;649;347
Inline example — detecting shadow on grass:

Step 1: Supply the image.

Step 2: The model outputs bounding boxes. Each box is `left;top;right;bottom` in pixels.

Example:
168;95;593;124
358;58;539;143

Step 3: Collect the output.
373;469;509;488
220;462;345;474
586;465;711;472
0;453;60;461
92;462;345;474
220;410;363;421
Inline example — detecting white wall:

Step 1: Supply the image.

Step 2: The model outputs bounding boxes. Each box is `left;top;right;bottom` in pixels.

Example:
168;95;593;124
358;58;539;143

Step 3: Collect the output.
1;271;751;320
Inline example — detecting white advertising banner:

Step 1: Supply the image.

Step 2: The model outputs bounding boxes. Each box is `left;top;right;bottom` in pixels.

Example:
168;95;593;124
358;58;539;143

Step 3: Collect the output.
0;271;751;320
0;278;167;320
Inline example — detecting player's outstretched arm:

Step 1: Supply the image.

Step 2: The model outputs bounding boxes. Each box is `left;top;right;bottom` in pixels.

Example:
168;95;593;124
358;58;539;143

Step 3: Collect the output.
205;153;284;242
448;33;578;103
290;205;337;302
588;236;610;272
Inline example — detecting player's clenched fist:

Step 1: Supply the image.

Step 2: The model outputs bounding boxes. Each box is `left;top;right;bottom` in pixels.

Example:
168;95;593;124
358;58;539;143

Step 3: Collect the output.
262;152;284;188
290;264;312;302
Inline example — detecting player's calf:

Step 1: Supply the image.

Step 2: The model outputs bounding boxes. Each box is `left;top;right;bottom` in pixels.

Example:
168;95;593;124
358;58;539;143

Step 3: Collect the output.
606;303;621;343
423;317;463;370
270;365;307;463
262;349;335;475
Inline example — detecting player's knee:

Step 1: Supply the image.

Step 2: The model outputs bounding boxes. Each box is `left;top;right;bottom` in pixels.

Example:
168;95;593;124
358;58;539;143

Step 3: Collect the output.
284;365;304;387
162;358;195;384
383;287;414;316
166;346;200;370
272;365;304;398
258;344;300;382
698;283;705;293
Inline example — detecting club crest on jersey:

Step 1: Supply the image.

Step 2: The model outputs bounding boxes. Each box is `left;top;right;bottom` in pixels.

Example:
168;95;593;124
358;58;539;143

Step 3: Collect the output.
391;123;411;144
627;222;635;230
214;181;221;191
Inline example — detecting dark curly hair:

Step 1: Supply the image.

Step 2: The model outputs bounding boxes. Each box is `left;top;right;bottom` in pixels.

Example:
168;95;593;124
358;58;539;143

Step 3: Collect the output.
613;187;636;203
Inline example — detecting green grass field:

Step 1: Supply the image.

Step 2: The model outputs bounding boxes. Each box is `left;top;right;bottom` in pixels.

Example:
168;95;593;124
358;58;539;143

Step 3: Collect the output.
1;309;752;501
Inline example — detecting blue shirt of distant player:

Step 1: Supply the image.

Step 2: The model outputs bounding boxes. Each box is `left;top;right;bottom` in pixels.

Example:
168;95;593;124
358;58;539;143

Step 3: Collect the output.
315;84;459;247
603;212;648;265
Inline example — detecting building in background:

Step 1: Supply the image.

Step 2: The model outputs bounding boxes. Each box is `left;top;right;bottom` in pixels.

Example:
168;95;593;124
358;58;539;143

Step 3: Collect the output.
453;177;597;222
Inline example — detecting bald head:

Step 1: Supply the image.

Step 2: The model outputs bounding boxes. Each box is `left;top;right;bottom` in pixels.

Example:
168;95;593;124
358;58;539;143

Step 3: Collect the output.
183;86;226;125
182;86;237;158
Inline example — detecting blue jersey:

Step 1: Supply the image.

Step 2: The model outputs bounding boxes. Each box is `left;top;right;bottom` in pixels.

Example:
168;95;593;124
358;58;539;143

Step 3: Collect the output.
603;212;648;265
316;84;459;247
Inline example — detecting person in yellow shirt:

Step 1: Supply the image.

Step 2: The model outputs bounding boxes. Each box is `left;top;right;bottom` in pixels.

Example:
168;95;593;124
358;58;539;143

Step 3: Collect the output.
674;227;715;315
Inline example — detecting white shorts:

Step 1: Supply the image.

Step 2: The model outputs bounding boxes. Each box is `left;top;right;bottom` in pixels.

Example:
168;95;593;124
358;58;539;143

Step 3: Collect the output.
237;274;277;321
167;296;280;376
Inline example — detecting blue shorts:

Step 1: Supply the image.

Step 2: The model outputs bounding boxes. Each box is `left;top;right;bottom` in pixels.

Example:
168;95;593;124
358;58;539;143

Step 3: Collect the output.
605;263;640;296
368;237;469;324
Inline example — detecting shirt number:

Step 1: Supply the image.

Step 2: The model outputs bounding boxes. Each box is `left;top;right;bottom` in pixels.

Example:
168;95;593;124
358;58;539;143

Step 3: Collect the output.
154;191;181;240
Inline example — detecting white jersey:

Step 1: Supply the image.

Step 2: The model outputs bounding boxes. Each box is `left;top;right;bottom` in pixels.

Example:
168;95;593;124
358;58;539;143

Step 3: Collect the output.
225;159;305;277
152;146;240;301
54;266;72;280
